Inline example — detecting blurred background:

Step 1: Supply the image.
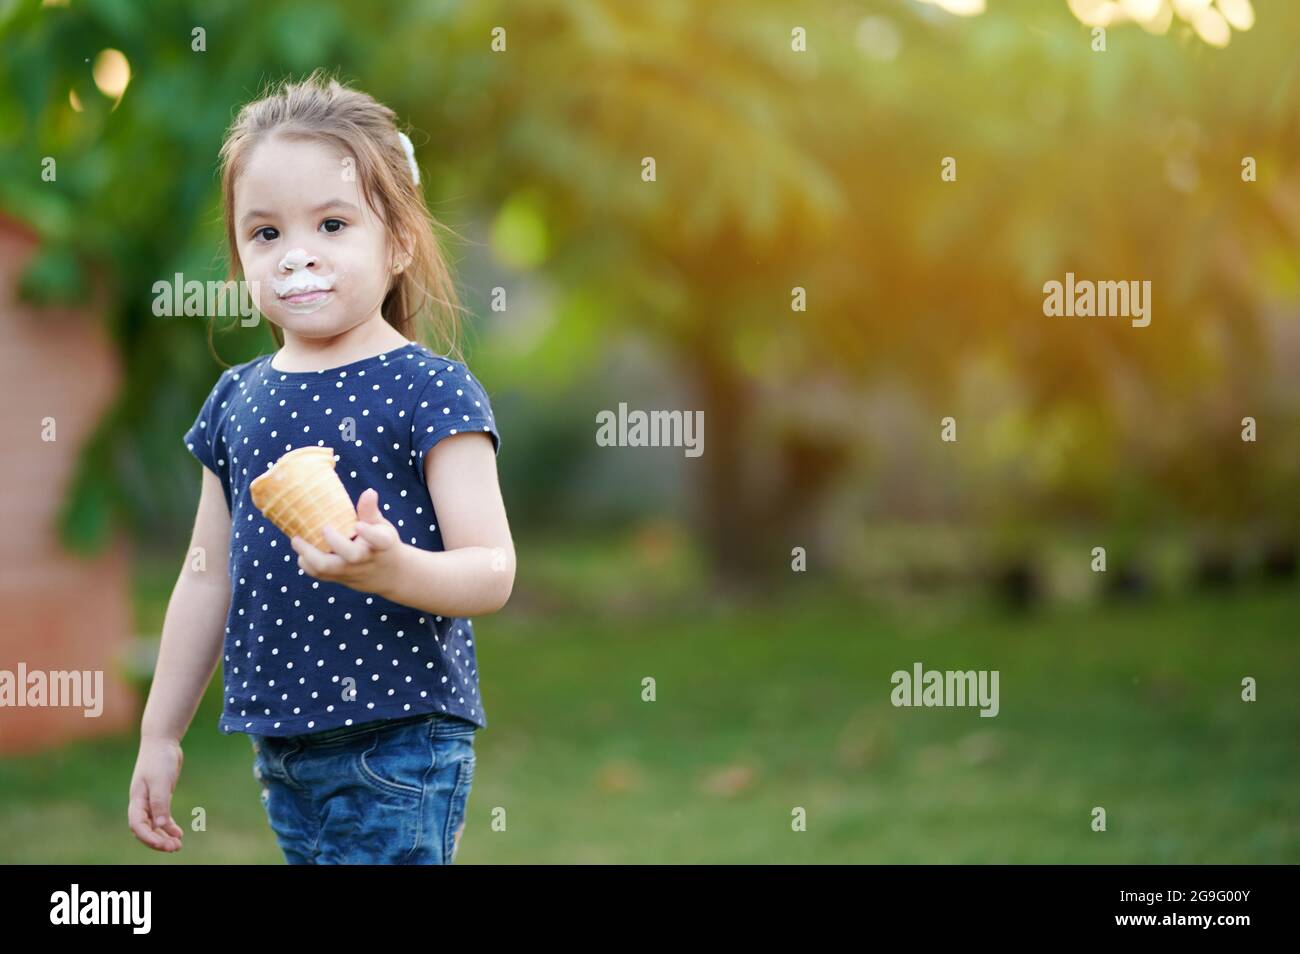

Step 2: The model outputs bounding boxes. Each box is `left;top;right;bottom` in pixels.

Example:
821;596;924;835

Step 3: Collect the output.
1;0;1297;862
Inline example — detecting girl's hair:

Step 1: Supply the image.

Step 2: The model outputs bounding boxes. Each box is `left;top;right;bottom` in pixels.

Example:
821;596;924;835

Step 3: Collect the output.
212;69;465;364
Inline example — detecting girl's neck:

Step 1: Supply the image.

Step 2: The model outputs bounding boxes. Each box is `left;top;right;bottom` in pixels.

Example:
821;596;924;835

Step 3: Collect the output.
271;318;412;373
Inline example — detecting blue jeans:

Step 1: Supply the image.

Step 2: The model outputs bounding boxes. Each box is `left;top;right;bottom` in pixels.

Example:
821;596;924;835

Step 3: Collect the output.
250;711;477;864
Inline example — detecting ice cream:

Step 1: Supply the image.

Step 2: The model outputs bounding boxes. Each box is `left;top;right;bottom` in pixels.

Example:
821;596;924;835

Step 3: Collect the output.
249;446;358;552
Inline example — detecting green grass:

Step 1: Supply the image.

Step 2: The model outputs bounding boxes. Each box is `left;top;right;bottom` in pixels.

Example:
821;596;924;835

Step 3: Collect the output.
2;578;1297;863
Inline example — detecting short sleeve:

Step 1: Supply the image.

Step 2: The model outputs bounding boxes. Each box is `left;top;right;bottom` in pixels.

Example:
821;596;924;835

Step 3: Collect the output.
412;361;501;472
183;372;233;507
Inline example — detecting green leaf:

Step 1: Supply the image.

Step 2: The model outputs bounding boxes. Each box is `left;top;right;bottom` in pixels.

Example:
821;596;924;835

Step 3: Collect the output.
17;242;85;304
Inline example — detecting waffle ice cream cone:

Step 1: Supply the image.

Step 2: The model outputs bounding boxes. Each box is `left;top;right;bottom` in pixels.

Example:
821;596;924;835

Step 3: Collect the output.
249;446;358;552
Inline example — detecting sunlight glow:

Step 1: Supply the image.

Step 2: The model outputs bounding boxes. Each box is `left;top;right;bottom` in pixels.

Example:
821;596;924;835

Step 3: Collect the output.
93;49;131;99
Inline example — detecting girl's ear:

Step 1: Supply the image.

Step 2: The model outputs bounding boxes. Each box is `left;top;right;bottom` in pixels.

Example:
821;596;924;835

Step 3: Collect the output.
390;233;415;275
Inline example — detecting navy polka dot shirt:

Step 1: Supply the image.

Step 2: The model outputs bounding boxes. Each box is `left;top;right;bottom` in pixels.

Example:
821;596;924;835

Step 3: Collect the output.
183;340;500;737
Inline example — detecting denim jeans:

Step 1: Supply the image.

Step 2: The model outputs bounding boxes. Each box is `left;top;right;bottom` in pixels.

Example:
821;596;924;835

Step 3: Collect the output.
250;711;477;864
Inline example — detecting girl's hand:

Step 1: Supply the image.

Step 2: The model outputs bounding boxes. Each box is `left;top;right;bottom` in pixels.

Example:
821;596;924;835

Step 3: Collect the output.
128;735;185;852
291;488;406;594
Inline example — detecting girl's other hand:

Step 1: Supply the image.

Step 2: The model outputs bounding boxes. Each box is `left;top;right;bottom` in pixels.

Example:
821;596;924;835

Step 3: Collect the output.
128;735;186;852
292;488;404;593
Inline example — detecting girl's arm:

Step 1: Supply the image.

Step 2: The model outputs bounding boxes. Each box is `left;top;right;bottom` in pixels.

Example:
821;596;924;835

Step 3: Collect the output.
129;465;232;852
141;465;233;740
384;431;516;618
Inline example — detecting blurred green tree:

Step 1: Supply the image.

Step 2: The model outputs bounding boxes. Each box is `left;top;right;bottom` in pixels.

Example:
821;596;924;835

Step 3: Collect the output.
2;0;1297;586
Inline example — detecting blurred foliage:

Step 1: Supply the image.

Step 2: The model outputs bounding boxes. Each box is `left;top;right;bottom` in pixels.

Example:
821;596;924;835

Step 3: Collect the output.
1;0;1299;578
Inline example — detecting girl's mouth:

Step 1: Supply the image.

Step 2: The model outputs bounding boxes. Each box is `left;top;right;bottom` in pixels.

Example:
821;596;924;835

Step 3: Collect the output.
278;289;334;311
281;289;331;304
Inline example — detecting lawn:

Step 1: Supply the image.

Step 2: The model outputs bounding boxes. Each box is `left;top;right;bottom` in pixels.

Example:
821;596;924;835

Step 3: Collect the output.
2;565;1296;863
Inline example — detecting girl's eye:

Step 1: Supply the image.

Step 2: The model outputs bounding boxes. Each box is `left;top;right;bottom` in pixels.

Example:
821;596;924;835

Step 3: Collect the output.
321;218;346;234
253;226;279;242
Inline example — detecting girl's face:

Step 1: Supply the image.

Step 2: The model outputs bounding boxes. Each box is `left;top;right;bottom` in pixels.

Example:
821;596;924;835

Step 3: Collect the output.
233;133;396;341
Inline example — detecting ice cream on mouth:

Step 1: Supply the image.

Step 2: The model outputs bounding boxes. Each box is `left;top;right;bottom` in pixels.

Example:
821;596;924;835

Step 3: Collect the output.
273;248;336;312
273;273;336;312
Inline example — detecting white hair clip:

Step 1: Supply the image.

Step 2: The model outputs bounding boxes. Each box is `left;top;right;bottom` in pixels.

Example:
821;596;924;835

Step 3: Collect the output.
396;130;420;186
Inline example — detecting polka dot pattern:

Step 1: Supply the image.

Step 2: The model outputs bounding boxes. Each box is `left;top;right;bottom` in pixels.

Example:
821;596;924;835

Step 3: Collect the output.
183;341;500;737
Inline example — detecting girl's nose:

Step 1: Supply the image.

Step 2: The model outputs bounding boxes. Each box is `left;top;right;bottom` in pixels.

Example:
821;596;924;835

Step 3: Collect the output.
278;247;318;272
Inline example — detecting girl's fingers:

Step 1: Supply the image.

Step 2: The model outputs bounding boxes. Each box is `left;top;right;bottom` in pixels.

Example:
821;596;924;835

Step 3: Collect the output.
128;787;163;849
148;790;169;828
148;787;179;847
321;524;369;563
292;535;345;577
355;487;388;525
129;780;176;851
353;520;398;550
129;817;165;849
299;550;345;578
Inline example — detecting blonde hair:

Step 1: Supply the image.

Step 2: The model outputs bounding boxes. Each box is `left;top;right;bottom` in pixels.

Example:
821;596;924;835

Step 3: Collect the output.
213;69;465;363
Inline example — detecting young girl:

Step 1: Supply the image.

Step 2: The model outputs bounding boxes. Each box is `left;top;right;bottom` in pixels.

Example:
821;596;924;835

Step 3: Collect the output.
127;72;515;864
